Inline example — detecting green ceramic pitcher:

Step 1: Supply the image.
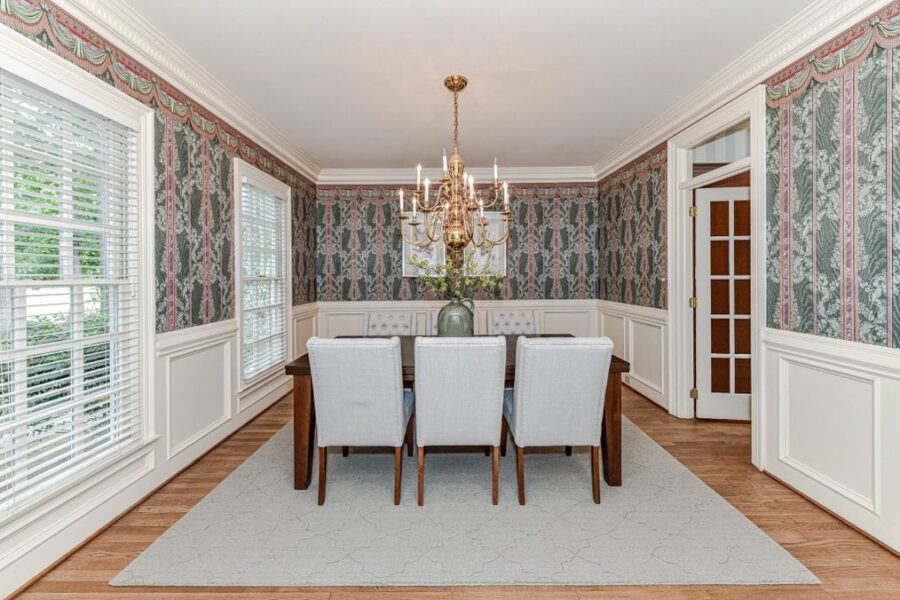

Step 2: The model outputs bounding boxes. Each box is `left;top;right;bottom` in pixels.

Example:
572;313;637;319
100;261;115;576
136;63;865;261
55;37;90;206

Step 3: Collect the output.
437;297;474;336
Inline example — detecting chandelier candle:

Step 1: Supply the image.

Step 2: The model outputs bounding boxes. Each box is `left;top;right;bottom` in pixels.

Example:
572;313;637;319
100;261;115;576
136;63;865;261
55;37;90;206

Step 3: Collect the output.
398;74;511;256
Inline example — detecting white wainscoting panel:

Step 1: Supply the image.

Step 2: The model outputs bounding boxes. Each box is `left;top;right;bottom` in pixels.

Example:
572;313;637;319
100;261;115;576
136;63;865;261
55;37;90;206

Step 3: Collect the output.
598;300;668;410
292;303;318;358
763;328;900;553
165;340;232;459
316;300;601;339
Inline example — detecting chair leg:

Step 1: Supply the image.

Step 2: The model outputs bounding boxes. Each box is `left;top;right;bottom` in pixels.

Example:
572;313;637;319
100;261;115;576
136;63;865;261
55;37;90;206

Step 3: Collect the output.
417;447;425;506
342;446;349;457
405;415;414;457
394;447;403;506
565;446;572;456
492;446;500;505
318;447;327;506
500;418;509;457
516;445;525;505
591;445;601;504
484;446;490;456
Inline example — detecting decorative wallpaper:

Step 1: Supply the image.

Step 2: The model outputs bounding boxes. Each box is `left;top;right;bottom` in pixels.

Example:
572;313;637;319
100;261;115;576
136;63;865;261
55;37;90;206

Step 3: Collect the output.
0;0;318;333
598;144;668;309
316;184;600;301
765;2;900;349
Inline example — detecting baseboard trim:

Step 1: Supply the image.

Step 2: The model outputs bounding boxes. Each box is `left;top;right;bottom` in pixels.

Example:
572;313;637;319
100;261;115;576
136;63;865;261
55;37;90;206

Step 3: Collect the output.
763;470;900;560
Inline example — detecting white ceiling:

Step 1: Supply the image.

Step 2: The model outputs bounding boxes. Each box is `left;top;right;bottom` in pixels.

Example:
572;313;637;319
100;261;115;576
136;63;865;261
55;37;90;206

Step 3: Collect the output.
123;0;813;170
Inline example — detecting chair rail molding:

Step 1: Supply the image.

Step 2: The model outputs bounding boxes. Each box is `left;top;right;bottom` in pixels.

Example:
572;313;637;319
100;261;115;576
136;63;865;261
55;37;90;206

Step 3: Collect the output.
56;0;320;181
592;0;889;180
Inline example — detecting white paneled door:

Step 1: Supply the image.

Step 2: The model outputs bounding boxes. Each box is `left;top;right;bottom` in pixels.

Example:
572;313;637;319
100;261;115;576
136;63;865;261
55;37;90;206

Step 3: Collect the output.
695;185;751;420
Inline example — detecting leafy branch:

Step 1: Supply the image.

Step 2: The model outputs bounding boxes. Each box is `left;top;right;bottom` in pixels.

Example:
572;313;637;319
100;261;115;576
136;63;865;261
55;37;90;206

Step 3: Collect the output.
409;250;504;300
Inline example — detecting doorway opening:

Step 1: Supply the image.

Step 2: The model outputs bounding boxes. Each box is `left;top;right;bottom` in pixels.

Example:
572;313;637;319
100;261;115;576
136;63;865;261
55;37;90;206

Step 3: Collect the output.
667;87;766;469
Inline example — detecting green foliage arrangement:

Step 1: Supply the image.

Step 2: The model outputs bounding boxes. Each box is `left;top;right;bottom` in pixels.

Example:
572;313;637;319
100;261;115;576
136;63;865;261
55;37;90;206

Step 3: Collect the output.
409;250;505;300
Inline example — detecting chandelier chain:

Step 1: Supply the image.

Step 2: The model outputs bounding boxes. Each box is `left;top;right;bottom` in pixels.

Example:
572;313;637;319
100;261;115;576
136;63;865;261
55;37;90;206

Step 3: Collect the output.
452;91;460;155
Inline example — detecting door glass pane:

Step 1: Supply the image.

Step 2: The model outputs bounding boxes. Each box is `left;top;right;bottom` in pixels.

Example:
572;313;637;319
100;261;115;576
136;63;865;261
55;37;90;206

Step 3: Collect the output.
735;358;751;393
711;280;730;315
734;279;751;315
733;200;751;236
710;202;729;236
711;358;730;393
710;241;729;275
734;319;751;354
711;319;730;354
734;240;750;275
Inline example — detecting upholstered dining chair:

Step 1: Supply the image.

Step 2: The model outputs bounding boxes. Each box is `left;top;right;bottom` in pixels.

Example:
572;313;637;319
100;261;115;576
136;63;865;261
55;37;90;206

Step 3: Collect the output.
365;311;416;336
501;336;614;505
486;309;540;335
306;336;414;506
414;336;506;506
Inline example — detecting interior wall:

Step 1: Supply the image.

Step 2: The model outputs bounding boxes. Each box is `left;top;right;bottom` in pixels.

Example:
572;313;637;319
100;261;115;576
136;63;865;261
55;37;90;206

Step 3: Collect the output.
760;1;900;553
597;144;668;309
315;183;600;301
766;27;900;350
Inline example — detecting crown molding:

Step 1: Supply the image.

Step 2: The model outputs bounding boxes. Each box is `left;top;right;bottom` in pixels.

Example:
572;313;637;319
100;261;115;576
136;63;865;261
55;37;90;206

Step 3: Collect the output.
592;0;890;180
57;0;321;182
317;166;599;186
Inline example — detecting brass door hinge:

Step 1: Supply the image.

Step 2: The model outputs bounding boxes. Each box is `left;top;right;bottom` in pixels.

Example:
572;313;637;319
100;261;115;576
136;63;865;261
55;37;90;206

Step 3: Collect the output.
689;296;698;309
688;205;698;218
690;388;699;400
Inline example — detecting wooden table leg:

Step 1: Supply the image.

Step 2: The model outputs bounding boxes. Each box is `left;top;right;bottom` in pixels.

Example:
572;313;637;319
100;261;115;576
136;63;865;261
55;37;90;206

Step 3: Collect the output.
601;372;622;486
293;375;316;490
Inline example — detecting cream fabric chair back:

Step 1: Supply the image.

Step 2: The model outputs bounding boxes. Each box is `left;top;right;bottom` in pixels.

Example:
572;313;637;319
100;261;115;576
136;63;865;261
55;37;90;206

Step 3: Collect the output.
307;336;410;447
507;337;613;447
414;337;506;446
365;312;415;336
487;310;539;335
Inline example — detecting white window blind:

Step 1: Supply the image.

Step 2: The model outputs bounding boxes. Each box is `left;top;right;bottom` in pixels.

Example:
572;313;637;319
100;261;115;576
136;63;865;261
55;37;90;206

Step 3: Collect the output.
239;180;287;382
0;69;142;520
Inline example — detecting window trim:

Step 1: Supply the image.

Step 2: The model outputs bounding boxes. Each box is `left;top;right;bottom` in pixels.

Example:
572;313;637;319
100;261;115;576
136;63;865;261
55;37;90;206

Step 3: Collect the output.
232;158;292;391
0;25;156;525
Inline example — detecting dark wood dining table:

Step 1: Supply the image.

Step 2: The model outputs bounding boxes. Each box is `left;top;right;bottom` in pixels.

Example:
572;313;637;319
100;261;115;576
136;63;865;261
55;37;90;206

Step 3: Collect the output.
285;334;630;490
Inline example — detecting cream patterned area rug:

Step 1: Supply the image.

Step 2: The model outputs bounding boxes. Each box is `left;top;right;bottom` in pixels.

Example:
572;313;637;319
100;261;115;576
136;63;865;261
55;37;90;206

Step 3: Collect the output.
112;419;817;586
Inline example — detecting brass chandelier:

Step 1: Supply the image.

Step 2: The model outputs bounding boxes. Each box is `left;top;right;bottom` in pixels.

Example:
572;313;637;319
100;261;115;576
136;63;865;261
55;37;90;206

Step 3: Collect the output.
398;75;510;256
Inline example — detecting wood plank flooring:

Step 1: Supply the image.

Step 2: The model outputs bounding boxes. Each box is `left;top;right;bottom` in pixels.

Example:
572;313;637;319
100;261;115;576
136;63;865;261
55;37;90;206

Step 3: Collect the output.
14;388;900;599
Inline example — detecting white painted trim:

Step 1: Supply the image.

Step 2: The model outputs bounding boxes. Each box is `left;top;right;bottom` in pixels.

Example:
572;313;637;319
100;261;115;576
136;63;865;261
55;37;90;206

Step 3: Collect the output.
317;166;599;185
57;0;320;181
160;327;235;460
667;86;766;469
776;352;881;515
763;328;900;375
594;0;888;179
596;300;668;325
680;156;752;190
596;300;668;409
762;326;899;551
155;318;238;355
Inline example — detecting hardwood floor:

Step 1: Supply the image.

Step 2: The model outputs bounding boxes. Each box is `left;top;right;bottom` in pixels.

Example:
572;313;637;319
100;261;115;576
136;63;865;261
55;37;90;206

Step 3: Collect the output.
14;388;900;599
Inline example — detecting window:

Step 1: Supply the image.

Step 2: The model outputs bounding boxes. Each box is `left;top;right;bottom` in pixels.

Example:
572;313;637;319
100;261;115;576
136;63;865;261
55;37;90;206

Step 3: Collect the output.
235;161;291;385
0;69;145;519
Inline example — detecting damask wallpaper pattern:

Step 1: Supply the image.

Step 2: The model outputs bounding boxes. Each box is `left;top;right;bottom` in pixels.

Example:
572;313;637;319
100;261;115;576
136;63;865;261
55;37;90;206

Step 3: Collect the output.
766;2;900;349
316;184;600;301
598;144;668;309
0;0;318;333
